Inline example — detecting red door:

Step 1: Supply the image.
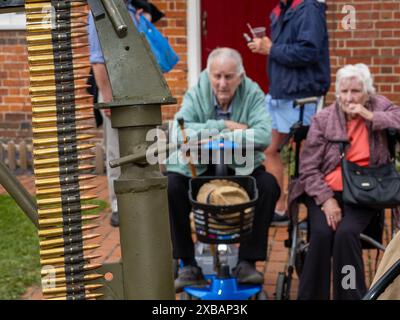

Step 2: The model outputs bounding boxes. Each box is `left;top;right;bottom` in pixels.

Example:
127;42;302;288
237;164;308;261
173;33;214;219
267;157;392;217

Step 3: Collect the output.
201;0;280;93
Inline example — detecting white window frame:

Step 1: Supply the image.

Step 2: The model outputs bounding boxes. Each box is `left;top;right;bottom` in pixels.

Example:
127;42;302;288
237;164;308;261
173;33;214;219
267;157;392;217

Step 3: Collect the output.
0;12;26;30
187;0;202;88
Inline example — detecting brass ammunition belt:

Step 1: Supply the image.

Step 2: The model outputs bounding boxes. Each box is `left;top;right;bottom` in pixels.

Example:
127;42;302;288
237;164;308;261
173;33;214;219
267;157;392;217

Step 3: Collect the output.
26;0;102;300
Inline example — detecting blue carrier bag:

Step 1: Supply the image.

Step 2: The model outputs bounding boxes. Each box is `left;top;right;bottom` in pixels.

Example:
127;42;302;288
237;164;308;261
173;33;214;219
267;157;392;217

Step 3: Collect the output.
137;15;179;73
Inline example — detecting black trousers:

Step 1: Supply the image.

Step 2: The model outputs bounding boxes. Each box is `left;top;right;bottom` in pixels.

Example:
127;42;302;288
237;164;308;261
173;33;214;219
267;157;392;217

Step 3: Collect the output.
167;166;280;262
298;193;380;300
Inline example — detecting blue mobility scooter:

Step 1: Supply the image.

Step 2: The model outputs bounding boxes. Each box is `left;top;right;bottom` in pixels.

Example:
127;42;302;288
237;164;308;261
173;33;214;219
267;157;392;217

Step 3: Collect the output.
180;139;267;300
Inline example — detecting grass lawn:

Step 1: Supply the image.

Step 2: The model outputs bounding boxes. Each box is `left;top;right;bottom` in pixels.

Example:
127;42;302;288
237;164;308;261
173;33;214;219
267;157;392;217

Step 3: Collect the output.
0;194;107;300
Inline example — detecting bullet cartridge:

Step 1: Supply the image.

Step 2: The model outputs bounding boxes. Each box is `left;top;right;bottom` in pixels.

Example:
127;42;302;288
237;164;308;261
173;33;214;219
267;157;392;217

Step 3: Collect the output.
38;214;99;227
26;0;86;3
26;11;87;23
32;104;92;115
28;53;89;65
29;63;90;75
32;114;93;126
37;194;97;206
36;184;97;197
34;163;95;177
27;32;87;45
41;263;102;276
40;255;101;267
47;293;103;301
35;174;96;188
41;273;103;286
27;42;88;54
29;83;90;95
30;73;88;85
38;224;99;238
34;153;94;166
42;284;102;296
31;94;92;106
37;204;99;218
33;125;94;136
26;22;88;33
40;244;100;258
40;233;101;248
33;143;94;157
25;2;87;13
33;134;95;147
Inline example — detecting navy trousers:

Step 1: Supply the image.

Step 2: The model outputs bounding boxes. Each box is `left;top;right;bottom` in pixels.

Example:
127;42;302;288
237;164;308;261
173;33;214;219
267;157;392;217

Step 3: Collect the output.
298;193;380;300
167;166;280;262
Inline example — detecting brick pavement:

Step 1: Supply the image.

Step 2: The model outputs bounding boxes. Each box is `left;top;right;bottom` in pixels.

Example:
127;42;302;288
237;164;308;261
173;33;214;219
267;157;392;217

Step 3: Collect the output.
0;175;389;300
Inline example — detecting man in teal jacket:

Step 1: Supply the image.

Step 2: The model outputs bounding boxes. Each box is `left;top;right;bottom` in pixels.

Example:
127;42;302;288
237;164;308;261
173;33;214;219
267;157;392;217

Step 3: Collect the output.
166;48;280;292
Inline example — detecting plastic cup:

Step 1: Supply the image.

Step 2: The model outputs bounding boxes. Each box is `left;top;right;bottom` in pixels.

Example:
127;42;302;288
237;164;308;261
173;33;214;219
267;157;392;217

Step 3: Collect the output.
252;27;266;38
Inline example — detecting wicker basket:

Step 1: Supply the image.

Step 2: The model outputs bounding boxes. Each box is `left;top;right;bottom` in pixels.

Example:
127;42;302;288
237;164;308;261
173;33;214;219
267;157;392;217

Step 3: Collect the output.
189;176;258;244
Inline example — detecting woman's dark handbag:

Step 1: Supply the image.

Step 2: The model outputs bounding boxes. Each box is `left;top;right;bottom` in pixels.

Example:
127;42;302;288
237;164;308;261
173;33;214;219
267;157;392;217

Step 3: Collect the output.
339;142;400;209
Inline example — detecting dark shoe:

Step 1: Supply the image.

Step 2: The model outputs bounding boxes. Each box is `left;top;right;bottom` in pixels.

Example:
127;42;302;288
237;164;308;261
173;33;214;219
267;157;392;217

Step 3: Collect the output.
174;265;208;293
110;211;119;227
271;211;289;227
232;261;264;285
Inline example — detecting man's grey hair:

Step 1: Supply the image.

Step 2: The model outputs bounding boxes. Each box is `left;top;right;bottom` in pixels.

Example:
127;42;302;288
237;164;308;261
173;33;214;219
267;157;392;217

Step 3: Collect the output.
206;47;245;75
335;63;376;97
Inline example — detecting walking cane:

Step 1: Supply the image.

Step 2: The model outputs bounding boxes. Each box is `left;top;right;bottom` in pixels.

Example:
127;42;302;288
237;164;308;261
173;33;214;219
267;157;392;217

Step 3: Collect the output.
177;117;197;177
177;118;220;270
177;118;218;265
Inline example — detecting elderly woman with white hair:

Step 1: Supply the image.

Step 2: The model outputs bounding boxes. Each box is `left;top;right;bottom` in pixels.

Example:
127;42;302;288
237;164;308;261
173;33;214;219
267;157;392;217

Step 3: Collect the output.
297;63;400;300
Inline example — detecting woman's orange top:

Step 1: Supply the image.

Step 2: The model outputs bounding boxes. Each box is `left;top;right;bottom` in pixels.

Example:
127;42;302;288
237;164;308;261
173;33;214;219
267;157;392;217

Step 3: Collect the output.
324;116;370;191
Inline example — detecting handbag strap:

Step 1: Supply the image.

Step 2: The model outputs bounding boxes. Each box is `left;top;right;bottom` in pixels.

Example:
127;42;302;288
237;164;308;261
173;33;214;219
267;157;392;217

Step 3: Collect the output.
338;141;347;159
338;129;399;162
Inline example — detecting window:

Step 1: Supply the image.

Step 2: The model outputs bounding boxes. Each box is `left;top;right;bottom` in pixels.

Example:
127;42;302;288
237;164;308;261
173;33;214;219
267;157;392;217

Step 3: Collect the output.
0;12;26;30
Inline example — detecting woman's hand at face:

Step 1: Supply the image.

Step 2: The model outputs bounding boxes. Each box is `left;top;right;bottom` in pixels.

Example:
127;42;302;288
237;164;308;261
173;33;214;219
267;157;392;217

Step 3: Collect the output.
321;198;342;231
346;103;374;121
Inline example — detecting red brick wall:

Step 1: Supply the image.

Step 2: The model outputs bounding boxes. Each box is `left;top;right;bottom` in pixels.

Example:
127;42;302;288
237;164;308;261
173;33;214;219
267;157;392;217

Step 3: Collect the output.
152;0;188;120
0;31;30;142
326;0;400;104
1;0;400;145
0;1;188;145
